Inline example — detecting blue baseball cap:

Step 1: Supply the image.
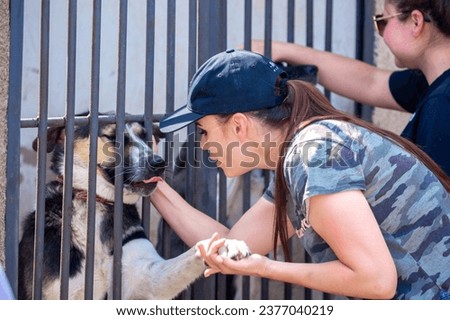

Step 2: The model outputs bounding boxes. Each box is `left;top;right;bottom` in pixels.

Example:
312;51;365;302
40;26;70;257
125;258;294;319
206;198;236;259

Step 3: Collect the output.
159;49;287;133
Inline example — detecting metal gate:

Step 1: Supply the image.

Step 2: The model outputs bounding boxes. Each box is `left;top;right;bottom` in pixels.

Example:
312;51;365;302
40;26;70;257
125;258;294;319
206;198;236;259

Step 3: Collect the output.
5;0;374;300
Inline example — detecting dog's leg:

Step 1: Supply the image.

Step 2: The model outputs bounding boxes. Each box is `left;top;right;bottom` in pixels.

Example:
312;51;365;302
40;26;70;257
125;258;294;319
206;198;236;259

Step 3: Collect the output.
120;238;205;300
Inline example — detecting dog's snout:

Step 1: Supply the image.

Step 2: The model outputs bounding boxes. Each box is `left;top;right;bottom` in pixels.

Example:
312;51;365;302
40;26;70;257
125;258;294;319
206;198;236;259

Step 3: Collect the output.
150;156;166;175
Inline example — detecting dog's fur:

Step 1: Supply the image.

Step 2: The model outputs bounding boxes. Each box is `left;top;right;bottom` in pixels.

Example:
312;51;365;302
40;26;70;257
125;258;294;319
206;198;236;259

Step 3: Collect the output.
18;115;249;300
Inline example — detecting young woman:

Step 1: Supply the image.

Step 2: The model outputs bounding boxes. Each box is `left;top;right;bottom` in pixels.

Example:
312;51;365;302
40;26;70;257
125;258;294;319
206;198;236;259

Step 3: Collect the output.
152;49;450;299
251;0;450;175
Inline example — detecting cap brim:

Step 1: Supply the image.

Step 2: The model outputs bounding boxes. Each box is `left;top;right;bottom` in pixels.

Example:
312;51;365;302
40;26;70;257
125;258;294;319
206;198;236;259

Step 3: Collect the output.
159;105;204;133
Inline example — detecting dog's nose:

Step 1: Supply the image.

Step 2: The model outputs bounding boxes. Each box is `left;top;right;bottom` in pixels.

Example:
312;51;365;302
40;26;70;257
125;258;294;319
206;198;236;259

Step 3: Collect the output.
150;156;166;175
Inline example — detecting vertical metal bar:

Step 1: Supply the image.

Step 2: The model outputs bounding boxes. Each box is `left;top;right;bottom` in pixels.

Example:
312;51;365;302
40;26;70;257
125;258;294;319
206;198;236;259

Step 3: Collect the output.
161;0;176;261
198;0;227;61
163;0;176;186
217;0;228;300
158;0;176;262
287;0;295;43
216;170;228;300
33;0;51;300
184;5;198;298
196;0;226;300
220;0;227;51
141;0;156;237
113;0;128;300
243;0;257;300
324;0;333;51
354;0;374;121
187;0;197;88
354;0;364;119
247;0;277;300
185;0;197;212
166;0;176;116
60;0;77;300
260;277;269;299
240;173;251;300
304;0;314;300
183;0;198;236
243;0;251;50
5;0;25;298
84;0;102;300
306;0;313;47
263;0;272;57
324;0;333;99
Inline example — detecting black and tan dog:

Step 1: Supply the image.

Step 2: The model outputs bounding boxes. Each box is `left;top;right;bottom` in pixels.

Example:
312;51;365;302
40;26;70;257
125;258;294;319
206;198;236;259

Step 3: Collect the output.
18;114;249;299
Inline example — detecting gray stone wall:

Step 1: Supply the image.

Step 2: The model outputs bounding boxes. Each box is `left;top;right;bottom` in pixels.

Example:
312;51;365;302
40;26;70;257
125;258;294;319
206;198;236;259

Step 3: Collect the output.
0;0;9;267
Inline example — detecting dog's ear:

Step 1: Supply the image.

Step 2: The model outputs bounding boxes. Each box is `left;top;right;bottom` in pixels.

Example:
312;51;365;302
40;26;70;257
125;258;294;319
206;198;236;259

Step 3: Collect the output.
152;124;165;144
32;126;66;153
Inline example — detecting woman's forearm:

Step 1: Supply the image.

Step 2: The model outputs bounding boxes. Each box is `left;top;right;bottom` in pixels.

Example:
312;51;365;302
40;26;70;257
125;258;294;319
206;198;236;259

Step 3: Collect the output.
150;180;229;247
260;258;396;299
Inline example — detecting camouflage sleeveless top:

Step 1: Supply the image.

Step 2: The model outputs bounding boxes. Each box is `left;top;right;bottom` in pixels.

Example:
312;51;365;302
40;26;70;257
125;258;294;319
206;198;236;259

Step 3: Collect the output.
264;119;450;299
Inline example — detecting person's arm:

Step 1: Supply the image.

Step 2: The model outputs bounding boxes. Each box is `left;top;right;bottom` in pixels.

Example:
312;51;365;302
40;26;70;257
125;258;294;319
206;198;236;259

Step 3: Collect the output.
150;180;229;247
250;40;405;112
150;180;280;254
198;190;397;299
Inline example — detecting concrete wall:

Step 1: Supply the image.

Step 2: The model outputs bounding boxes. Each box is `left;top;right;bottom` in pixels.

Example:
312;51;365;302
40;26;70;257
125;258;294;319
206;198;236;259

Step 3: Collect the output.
0;0;9;267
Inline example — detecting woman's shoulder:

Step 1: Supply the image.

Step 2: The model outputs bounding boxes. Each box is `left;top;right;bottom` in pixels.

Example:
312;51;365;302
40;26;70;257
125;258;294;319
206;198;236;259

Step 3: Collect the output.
293;119;364;145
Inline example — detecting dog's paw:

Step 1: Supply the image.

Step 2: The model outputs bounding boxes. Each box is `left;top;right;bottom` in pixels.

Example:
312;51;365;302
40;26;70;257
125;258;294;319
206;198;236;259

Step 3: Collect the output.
218;239;251;261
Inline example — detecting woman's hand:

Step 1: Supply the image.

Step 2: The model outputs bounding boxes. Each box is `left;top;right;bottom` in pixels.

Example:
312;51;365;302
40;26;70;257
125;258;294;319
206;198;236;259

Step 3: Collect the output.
195;233;269;278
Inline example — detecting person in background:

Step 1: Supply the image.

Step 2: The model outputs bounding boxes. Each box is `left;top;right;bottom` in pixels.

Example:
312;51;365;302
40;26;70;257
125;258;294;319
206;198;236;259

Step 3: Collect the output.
0;265;15;300
251;0;450;175
152;49;450;299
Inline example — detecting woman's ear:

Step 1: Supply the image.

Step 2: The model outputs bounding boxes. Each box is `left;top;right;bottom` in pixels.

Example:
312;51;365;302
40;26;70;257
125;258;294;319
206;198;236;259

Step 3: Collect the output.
230;113;249;138
410;9;427;36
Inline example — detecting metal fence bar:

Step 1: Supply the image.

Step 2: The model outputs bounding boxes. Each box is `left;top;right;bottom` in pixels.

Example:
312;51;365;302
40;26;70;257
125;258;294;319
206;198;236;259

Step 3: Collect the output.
33;0;51;300
354;0;374;121
185;0;198;208
306;0;313;47
321;3;334;298
216;170;228;300
287;0;295;43
5;0;25;298
112;0;128;300
188;0;198;83
159;0;176;261
59;0;78;300
263;0;273;58
159;0;177;271
324;0;333;100
193;0;226;300
84;0;102;300
141;0;156;238
325;0;333;51
182;0;198;299
304;0;314;301
164;0;176;171
243;0;251;50
243;0;266;300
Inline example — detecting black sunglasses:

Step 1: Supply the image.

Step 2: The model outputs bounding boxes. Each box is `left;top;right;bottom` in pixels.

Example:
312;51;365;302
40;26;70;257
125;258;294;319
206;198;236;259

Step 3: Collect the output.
373;12;404;37
373;11;432;37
